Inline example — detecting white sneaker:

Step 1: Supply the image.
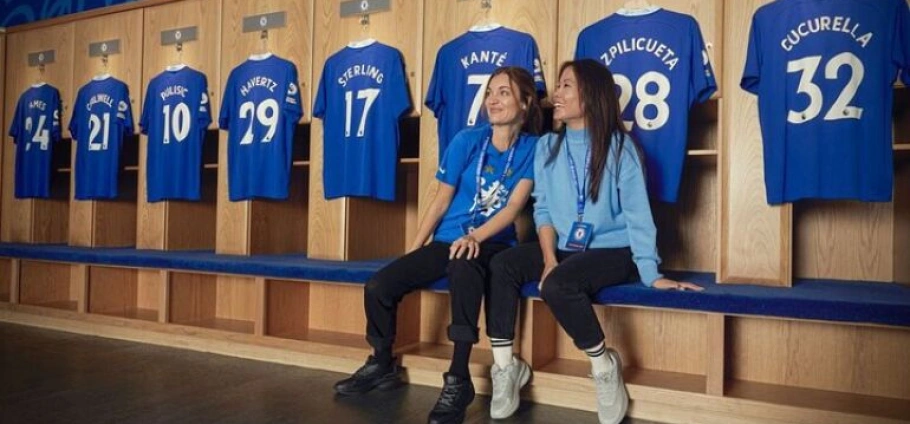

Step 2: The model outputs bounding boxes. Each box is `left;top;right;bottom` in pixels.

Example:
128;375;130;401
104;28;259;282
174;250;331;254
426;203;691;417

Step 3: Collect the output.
593;349;629;424
489;357;531;419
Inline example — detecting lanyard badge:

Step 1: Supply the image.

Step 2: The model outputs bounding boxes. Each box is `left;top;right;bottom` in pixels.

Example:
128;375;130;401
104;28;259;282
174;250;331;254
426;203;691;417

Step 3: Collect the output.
564;139;593;251
463;131;519;235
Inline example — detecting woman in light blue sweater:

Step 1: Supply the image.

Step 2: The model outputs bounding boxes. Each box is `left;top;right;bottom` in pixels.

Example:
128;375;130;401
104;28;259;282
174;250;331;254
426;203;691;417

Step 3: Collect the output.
483;59;702;424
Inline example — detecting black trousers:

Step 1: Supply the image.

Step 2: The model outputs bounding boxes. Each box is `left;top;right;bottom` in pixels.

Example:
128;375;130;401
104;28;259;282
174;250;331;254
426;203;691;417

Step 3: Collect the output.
487;242;638;350
365;241;509;351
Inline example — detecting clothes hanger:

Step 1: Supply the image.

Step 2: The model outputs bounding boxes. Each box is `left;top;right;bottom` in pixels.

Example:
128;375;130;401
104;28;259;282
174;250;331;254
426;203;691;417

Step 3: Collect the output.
32;63;47;87
166;42;188;72
348;14;378;48
249;29;274;60
469;0;502;32
93;54;112;81
619;0;660;16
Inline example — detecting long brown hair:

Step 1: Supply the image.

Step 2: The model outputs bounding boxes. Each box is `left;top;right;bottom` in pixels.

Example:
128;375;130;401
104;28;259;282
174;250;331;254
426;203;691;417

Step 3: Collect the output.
548;59;639;203
481;66;544;136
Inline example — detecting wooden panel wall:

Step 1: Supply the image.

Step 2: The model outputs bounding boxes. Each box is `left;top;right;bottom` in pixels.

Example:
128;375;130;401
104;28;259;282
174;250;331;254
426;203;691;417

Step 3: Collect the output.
307;0;423;260
417;0;558;243
730;317;910;400
138;0;222;250
719;0;790;286
69;10;143;247
217;0;313;255
2;25;75;244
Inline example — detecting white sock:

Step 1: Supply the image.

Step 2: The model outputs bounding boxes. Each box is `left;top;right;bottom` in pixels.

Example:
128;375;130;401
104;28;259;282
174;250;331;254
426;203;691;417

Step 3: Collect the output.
490;338;514;369
585;342;612;376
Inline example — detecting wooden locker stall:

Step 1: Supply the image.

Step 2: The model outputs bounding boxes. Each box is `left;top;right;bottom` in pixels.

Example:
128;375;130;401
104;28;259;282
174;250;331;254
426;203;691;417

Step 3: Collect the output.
557;0;723;274
217;0;314;256
1;24;74;244
719;0;791;286
138;0;223;252
69;10;144;247
307;0;423;262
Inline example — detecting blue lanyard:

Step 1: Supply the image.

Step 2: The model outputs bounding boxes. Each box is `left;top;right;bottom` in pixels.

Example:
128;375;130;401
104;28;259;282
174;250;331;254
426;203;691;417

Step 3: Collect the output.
565;139;590;222
472;132;519;224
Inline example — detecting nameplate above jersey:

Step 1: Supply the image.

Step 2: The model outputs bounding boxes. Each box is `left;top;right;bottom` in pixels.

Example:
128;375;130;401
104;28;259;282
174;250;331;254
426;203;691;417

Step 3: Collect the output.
161;27;198;46
28;50;56;67
88;39;121;57
340;0;391;17
242;12;287;32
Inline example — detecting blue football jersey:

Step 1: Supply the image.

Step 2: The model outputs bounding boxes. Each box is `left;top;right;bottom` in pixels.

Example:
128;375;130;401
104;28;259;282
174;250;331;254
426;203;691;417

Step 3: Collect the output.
69;77;134;200
575;8;717;203
8;84;62;199
433;125;536;244
425;27;546;158
219;54;303;201
742;0;910;204
140;66;212;202
314;42;412;201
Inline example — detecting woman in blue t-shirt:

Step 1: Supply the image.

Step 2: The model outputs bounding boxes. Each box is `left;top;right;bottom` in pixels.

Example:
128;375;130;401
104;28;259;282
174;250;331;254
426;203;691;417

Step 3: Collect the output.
334;67;542;424
484;60;704;424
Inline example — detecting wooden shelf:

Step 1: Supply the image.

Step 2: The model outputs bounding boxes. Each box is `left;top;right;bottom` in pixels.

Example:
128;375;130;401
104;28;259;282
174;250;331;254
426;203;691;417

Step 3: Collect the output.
91;307;158;322
687;149;718;157
202;163;218;169
123;166;140;172
399;158;420;165
894;144;910;151
398;342;495;374
296;329;370;350
57;168;72;173
291;160;310;167
535;358;706;395
726;379;910;421
28;300;78;311
174;317;255;334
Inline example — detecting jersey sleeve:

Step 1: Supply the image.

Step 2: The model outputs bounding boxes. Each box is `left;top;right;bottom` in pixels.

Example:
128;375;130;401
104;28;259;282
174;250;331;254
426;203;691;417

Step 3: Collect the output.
436;130;474;187
218;73;234;130
689;18;718;104
284;64;304;122
139;81;153;135
573;29;587;60
389;52;413;119
198;74;213;128
51;89;62;142
8;96;23;140
69;90;82;142
527;37;547;95
424;51;446;116
896;0;910;85
516;136;535;181
312;63;328;120
741;13;762;95
117;85;134;136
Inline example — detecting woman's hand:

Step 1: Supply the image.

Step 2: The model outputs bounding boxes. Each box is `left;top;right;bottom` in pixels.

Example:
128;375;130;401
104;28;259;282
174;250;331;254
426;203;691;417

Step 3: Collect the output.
537;258;558;292
652;278;704;291
449;235;480;260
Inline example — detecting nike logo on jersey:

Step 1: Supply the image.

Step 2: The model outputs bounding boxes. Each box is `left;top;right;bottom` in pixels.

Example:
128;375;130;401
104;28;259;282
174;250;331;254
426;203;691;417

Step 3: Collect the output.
439;167;446;175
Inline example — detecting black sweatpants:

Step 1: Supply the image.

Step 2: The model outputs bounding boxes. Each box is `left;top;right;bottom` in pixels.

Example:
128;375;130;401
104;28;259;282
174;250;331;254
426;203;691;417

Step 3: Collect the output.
365;241;509;351
487;242;639;350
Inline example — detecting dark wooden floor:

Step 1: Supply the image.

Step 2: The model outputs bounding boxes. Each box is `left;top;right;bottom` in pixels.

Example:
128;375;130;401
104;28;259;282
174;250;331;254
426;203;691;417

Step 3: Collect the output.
0;322;661;424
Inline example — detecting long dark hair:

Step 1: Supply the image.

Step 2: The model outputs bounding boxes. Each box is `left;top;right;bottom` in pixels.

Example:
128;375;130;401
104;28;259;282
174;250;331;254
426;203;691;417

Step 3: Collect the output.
548;59;638;203
481;66;544;136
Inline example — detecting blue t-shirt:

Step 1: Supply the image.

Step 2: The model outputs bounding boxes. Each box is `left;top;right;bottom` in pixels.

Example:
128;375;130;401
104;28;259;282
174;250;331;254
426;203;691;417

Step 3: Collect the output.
575;8;717;203
742;0;910;204
69;77;134;200
314;42;412;201
8;84;62;199
219;54;303;201
140;66;212;202
433;125;535;244
425;27;546;158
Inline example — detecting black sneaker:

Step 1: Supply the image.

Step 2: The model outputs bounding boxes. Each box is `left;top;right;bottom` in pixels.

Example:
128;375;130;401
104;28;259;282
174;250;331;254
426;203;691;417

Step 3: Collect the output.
334;356;403;395
427;373;475;424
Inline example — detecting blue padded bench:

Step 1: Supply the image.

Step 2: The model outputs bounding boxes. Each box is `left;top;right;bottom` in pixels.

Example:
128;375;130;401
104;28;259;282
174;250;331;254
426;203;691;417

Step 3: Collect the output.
1;243;908;327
